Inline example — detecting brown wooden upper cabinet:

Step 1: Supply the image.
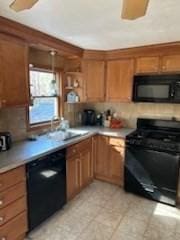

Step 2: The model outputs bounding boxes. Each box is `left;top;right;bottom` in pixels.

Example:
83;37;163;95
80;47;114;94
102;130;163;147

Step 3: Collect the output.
135;54;180;74
83;60;105;102
161;55;180;72
0;36;29;108
135;56;160;74
106;59;134;102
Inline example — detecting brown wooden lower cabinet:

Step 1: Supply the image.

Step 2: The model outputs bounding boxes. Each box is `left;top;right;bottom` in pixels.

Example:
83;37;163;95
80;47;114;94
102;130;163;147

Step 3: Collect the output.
0;166;28;240
66;155;80;200
95;136;125;186
0;211;28;240
66;137;93;201
80;148;93;188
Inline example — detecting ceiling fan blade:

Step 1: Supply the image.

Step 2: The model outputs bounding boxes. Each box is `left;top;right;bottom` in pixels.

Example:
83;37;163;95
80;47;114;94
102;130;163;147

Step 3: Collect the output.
10;0;39;12
121;0;149;20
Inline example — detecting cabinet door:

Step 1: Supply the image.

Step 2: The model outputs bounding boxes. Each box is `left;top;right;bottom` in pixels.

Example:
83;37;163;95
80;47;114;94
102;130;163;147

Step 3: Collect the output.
95;136;109;180
92;136;98;178
161;55;180;72
83;60;105;102
108;145;124;186
0;54;3;108
106;59;134;102
66;156;80;200
0;38;29;107
80;147;92;188
136;56;160;74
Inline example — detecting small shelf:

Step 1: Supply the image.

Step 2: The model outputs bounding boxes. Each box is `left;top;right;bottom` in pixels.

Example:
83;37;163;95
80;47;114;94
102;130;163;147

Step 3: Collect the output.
65;86;74;90
65;86;82;90
65;72;83;75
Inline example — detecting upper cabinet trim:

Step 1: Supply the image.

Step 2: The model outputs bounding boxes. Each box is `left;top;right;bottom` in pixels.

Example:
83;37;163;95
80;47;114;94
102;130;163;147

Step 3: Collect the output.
0;17;83;58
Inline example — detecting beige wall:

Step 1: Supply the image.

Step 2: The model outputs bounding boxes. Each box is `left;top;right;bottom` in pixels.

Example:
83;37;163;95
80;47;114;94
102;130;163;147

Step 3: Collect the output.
0;107;27;142
1;102;180;141
0;103;84;141
84;102;180;128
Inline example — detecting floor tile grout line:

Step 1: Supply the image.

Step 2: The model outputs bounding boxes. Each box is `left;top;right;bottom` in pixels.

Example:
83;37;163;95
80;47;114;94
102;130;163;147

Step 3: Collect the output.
109;203;131;240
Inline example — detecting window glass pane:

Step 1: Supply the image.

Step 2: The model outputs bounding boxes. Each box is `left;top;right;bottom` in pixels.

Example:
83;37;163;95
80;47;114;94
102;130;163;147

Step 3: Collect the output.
29;97;58;124
30;70;57;97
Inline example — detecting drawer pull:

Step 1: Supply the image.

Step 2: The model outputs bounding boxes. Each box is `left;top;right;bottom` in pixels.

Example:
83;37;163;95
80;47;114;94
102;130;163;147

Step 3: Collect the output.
0;182;3;187
0;200;3;206
0;216;4;223
0;237;7;240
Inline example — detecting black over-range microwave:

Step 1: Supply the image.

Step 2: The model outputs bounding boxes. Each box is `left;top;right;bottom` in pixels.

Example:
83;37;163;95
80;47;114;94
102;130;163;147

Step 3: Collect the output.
133;74;180;103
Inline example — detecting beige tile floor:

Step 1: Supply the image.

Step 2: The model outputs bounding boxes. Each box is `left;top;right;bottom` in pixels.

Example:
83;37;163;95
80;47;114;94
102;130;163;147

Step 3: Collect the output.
27;180;180;240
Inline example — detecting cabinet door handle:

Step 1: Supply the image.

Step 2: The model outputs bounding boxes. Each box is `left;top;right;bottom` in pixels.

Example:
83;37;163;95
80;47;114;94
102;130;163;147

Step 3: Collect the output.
0;237;7;240
0;216;5;224
0;200;4;206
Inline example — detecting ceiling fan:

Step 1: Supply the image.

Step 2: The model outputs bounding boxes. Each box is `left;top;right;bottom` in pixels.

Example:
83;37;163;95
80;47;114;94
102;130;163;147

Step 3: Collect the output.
10;0;39;12
10;0;149;20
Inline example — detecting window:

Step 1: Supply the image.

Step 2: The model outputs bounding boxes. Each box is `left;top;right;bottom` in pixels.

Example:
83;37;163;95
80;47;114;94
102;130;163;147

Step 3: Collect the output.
29;68;59;125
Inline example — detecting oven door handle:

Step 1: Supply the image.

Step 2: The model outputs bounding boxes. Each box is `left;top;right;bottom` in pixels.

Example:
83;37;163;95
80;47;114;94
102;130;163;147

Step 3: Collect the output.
126;144;180;157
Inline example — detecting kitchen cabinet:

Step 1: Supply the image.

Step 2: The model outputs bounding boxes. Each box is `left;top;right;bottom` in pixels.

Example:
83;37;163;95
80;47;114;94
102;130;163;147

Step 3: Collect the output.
108;140;125;186
106;59;134;102
83;60;105;102
135;56;160;74
0;36;29;108
64;72;84;103
95;136;109;180
0;166;28;240
81;149;92;188
161;55;180;72
95;136;125;186
66;155;80;200
66;138;93;200
135;55;180;74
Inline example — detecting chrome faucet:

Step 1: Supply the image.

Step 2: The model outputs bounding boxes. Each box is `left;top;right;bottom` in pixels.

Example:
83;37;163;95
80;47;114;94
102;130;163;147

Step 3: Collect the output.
50;116;59;132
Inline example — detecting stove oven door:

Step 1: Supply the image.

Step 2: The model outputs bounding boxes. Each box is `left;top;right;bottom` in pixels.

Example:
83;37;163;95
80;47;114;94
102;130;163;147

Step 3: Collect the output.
124;145;180;206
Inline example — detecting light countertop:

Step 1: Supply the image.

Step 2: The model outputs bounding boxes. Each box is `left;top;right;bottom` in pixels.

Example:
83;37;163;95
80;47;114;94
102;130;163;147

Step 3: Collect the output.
0;127;134;174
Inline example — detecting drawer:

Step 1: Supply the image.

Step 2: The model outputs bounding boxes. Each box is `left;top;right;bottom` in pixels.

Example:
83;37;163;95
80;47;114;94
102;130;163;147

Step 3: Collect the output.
109;137;125;147
0;182;26;209
67;145;78;158
0;211;28;240
77;138;92;152
0;196;27;226
0;166;26;192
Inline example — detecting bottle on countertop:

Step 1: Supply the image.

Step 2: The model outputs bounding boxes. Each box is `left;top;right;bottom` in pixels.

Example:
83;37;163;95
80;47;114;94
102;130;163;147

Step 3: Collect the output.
103;109;112;128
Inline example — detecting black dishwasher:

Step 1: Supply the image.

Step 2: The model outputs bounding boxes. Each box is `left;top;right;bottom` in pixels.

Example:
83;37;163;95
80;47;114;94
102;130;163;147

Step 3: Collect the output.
26;149;66;231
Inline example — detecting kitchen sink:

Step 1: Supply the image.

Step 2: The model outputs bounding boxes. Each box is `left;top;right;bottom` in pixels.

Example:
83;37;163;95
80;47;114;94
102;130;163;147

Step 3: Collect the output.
48;130;89;141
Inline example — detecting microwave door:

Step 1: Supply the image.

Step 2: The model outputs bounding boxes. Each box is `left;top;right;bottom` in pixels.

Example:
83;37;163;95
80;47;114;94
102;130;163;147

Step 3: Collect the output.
134;83;171;102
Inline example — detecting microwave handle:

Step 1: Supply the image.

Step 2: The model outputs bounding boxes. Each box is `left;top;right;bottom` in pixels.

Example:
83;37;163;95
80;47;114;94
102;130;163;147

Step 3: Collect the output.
171;84;176;97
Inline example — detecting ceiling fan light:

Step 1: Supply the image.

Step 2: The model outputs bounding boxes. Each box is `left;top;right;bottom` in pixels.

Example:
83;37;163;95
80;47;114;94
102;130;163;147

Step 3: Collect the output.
121;0;149;20
10;0;39;12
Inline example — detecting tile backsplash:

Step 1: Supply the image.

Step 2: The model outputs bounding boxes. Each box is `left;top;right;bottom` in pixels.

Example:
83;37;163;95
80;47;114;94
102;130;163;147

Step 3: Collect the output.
1;102;180;141
84;102;180;128
0;103;85;142
0;107;27;142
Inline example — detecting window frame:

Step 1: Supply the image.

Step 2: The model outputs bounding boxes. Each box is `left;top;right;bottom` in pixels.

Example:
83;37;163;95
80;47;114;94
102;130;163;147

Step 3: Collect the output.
27;65;63;131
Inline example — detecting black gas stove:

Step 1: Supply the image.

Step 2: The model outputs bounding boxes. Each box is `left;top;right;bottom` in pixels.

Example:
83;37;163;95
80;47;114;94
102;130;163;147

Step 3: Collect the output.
127;129;180;153
125;118;180;206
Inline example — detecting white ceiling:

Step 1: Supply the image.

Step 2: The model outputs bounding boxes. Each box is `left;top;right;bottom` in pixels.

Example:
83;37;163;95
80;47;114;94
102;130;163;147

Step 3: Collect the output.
0;0;180;50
